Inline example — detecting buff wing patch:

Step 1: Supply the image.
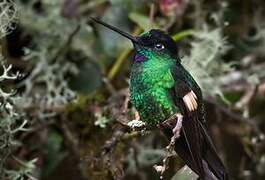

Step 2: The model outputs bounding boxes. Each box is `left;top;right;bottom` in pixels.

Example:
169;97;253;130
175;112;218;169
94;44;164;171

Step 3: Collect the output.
183;90;198;111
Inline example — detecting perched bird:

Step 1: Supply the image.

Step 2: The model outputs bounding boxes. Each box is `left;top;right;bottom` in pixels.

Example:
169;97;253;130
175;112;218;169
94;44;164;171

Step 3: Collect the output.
91;17;228;180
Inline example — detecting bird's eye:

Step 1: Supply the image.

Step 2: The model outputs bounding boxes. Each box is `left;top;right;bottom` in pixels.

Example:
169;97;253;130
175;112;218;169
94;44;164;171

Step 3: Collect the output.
154;43;165;50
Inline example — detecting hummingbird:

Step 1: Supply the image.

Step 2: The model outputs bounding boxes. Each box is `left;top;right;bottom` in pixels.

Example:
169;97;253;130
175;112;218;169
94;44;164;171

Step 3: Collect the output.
91;17;229;180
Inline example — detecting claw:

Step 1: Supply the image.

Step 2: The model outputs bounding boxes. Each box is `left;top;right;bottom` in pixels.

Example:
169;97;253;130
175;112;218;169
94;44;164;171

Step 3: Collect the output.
127;119;146;129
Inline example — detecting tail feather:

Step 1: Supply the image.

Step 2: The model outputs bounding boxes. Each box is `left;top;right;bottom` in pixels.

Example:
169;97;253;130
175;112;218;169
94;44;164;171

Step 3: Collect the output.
161;116;229;180
162;127;203;177
199;122;229;180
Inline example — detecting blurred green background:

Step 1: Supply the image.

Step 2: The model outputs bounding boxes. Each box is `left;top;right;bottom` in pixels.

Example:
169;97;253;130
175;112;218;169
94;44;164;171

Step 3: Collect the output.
0;0;265;179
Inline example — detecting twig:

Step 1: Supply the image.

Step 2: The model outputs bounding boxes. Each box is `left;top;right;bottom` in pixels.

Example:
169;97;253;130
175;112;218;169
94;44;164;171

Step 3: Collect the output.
60;113;80;158
102;77;117;95
102;128;149;154
235;85;258;117
101;128;148;180
154;113;182;179
205;97;261;135
149;3;155;26
122;131;150;141
51;24;81;63
153;144;176;180
102;129;125;155
108;88;131;125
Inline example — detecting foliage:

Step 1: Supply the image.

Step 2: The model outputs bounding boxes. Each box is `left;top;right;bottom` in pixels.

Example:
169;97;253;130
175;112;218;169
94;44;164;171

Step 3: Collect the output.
0;0;17;38
0;1;36;179
0;58;32;179
171;165;198;180
182;27;231;102
0;0;265;180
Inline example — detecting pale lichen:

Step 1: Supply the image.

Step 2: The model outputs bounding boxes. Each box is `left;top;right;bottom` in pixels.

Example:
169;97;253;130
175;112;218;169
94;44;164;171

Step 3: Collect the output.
0;0;18;37
183;26;231;102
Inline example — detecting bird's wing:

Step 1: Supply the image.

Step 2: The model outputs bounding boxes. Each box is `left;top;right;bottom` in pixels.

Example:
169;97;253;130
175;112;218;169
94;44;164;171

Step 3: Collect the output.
173;79;198;112
161;66;205;178
169;65;205;122
170;86;206;178
166;67;228;180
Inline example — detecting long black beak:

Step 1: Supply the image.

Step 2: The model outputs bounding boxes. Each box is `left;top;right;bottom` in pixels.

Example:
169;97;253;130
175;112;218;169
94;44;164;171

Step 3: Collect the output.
90;17;139;44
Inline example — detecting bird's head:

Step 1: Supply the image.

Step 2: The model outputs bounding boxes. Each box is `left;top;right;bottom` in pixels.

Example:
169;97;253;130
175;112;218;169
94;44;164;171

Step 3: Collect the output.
90;17;180;64
134;29;180;63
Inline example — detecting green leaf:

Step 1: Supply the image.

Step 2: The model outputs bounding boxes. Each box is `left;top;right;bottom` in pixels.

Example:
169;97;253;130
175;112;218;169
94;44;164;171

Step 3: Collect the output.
171;165;198;180
69;62;102;94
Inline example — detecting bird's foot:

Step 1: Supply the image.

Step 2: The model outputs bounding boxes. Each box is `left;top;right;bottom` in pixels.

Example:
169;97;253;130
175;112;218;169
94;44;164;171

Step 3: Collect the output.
158;112;184;152
127;111;146;130
171;113;183;140
127;119;146;129
165;113;183;153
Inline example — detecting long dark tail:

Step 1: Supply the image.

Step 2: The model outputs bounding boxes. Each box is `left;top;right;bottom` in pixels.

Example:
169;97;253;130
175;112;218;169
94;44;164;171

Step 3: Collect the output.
199;122;229;180
161;117;229;180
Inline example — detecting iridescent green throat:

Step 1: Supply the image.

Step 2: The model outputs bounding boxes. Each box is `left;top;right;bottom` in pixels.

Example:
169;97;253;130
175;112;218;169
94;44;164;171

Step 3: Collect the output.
130;49;178;126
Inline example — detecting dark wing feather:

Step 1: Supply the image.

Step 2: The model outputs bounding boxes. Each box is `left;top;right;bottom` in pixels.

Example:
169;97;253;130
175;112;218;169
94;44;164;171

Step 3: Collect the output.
170;64;206;122
168;86;206;178
162;65;229;180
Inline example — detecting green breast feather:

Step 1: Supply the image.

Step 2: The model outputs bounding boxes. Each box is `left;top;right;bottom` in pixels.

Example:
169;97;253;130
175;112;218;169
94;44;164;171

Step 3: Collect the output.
130;52;178;126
